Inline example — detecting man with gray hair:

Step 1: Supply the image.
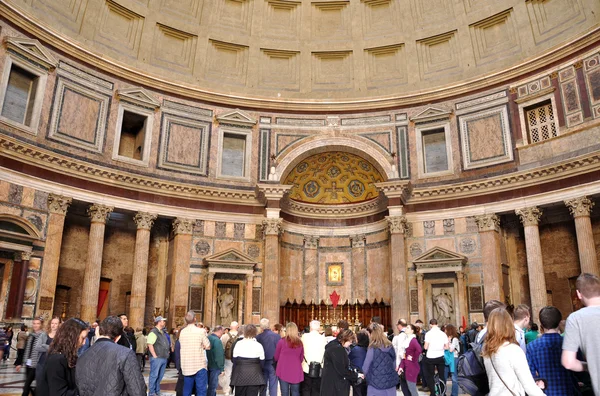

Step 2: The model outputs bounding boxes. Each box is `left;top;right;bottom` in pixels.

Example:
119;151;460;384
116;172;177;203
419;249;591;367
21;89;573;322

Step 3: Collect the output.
179;310;210;396
256;318;281;396
301;320;326;396
219;321;239;396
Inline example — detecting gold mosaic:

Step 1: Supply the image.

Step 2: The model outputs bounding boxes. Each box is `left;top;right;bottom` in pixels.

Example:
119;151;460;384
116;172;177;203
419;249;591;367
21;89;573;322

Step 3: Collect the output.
284;152;384;204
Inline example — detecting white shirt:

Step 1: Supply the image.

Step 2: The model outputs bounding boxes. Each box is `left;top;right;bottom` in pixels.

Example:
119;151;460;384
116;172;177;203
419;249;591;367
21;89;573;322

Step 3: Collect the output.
484;342;544;396
392;330;408;368
232;337;265;360
301;331;326;373
424;326;448;359
514;324;526;353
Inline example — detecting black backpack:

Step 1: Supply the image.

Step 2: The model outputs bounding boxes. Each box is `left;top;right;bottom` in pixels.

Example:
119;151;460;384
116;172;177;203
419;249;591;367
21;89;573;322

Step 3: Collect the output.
457;333;489;396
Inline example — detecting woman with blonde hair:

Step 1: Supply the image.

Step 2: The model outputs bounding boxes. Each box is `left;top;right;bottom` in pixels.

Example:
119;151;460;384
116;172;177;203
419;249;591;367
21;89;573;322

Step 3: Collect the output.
274;322;304;396
482;308;544;396
362;323;398;396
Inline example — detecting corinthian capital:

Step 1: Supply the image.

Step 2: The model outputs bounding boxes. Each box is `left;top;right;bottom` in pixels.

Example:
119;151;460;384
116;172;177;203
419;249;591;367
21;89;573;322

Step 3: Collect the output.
47;194;72;215
515;207;542;227
87;204;113;224
173;218;194;235
386;216;408;234
350;234;366;248
134;212;157;230
263;218;282;236
565;196;594;218
474;214;500;232
304;235;319;249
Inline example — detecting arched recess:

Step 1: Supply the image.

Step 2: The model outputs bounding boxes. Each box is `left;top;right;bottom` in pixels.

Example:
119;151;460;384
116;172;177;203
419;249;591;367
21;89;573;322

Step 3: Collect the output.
275;136;395;182
0;214;42;242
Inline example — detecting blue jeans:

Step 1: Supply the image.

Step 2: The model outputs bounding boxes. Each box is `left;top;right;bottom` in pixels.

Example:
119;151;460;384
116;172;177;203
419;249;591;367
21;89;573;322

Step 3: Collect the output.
444;362;459;396
208;368;221;396
261;360;277;396
279;379;300;396
183;368;208;396
149;357;167;395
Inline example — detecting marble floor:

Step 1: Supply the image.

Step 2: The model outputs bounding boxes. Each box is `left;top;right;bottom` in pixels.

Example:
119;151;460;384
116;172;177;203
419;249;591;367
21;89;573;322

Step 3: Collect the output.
0;359;438;396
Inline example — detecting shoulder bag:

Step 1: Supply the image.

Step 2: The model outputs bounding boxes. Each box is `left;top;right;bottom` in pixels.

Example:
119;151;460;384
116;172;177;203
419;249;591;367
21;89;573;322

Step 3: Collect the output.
489;356;519;396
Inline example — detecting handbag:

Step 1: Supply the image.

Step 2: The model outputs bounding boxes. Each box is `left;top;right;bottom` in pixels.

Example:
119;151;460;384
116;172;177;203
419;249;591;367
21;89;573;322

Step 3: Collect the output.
304;357;322;378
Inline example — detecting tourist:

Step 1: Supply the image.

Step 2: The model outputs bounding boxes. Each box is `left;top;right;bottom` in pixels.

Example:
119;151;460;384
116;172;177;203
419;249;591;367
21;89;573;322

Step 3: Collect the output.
466;322;479;349
482;308;544;396
562;272;600;395
525;324;540;344
116;314;136;351
256;318;281;396
179;310;211;396
320;329;362;396
231;324;266;395
392;319;408;370
323;327;335;343
445;324;460;396
76;316;146;396
0;327;6;362
47;317;60;342
414;319;426;389
38;318;88;396
207;325;225;396
220;320;239;396
348;331;369;396
14;324;28;367
513;304;530;352
362;323;398;395
274;322;304;396
527;306;579;395
169;328;178;368
301;320;326;396
476;299;506;343
422;318;448;396
134;327;147;371
16;317;47;396
4;326;13;361
147;316;170;396
273;323;286;337
398;324;422;396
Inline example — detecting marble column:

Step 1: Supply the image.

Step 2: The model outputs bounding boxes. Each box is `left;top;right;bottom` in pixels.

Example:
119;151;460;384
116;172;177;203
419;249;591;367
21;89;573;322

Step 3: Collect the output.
516;207;546;324
81;204;113;323
456;270;468;325
154;231;169;317
350;235;366;302
475;214;504;303
304;236;319;303
130;212;157;330
565;197;599;276
37;194;72;317
204;273;215;325
387;216;409;322
245;274;254;324
263;218;282;322
168;218;194;327
417;273;426;320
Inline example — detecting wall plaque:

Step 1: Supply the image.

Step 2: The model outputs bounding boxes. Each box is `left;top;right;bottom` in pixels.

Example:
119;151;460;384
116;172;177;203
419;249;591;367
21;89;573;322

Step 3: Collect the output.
468;286;484;312
39;296;53;311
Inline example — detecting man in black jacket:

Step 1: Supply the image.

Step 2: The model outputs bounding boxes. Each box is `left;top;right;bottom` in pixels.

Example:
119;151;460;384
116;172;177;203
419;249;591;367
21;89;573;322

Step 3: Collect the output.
117;314;137;351
76;316;147;396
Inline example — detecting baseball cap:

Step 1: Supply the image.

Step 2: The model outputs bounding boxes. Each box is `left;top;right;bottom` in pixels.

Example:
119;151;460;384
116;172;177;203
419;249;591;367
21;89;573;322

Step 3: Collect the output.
154;316;166;323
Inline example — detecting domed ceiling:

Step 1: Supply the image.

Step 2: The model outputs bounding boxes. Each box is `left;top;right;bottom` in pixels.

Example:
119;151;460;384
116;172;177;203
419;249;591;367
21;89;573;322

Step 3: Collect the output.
284;152;384;204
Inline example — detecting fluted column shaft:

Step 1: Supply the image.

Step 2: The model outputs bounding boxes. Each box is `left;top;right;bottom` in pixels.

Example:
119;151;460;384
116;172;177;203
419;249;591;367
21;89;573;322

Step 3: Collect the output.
130;212;157;330
516;207;546;324
204;273;215;325
263;218;282;322
387;216;409;322
245;274;254;324
168;218;194;327
417;274;426;320
475;214;504;302
81;204;113;323
565;197;598;276
37;194;72;317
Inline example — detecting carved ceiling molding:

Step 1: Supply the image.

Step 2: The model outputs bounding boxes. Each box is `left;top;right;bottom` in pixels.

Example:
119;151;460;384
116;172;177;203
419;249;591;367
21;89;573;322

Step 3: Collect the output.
280;195;387;219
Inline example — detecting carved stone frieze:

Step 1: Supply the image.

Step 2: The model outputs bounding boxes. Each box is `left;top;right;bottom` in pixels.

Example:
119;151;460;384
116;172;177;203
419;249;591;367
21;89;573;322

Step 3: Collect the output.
350;234;366;248
515;207;543;227
87;204;113;224
564;196;594;218
134;212;157;230
304;235;320;249
47;194;72;215
173;218;194;235
386;216;408;234
474;214;500;232
263;218;283;236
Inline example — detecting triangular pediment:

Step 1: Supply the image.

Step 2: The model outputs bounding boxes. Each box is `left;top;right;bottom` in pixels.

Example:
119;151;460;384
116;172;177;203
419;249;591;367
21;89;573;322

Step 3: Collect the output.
413;247;466;263
204;248;256;274
4;37;58;70
204;248;256;264
217;109;257;128
410;107;452;123
117;87;160;109
413;247;466;274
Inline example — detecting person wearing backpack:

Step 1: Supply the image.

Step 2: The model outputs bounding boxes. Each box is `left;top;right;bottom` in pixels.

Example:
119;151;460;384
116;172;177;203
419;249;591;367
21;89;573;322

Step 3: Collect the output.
220;321;239;396
445;324;461;396
362;323;398;396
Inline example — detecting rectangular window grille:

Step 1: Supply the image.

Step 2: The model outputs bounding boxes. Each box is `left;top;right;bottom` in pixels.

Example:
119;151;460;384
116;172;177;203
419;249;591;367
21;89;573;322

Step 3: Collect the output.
526;101;557;143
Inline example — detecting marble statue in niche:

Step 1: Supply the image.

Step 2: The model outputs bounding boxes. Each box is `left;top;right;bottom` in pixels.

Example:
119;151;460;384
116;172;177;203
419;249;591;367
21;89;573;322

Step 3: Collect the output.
433;288;454;325
217;288;235;325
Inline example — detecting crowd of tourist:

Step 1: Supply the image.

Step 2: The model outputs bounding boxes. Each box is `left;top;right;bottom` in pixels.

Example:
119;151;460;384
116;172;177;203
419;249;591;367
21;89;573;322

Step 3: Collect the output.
0;272;599;396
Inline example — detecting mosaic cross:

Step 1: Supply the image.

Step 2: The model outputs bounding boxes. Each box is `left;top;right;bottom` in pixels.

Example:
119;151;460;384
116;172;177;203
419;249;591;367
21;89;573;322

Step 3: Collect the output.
325;182;343;200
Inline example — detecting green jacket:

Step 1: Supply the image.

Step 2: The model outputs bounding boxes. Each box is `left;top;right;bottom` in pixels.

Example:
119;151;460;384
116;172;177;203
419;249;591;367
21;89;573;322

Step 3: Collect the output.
207;333;225;371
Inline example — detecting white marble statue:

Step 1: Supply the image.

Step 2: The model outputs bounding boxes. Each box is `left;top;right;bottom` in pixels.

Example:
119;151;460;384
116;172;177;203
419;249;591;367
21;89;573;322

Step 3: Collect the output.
217;288;235;325
433;288;454;325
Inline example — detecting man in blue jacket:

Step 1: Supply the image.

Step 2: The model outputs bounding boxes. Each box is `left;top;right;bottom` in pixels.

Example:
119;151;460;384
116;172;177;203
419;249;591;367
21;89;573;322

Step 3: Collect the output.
256;318;281;396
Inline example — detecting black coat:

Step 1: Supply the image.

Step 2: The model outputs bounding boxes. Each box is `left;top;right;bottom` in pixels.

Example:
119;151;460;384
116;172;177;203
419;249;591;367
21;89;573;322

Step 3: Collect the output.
320;340;358;396
117;331;137;351
38;353;77;396
76;338;147;396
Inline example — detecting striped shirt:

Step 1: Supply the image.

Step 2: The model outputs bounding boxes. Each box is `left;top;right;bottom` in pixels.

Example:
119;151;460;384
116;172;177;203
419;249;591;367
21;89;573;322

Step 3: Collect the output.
179;325;211;376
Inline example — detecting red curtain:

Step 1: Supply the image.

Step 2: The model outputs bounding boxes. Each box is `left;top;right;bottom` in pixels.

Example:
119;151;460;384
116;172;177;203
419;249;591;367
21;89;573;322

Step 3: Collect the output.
97;289;109;317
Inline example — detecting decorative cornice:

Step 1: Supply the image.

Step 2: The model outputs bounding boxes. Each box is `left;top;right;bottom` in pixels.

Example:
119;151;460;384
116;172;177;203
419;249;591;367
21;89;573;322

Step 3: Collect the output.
410;107;453;123
374;181;412;201
474;214;500;232
88;204;113;224
386;215;408;234
263;218;283;236
565;196;594;218
133;212;157;230
47;193;72;215
280;196;387;219
515;207;543;227
303;235;319;249
350;234;366;248
4;36;58;70
173;218;194;235
216;109;257;128
257;184;292;201
116;87;160;110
